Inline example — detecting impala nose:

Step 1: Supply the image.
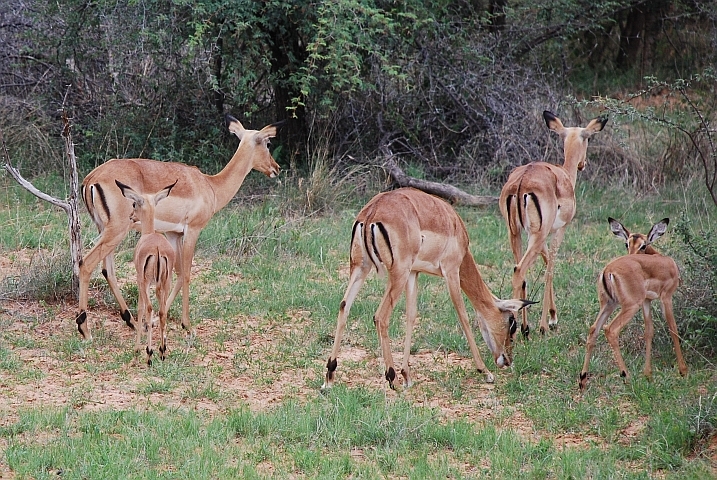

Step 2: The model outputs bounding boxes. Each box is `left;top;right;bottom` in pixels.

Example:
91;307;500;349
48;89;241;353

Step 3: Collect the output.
496;354;511;368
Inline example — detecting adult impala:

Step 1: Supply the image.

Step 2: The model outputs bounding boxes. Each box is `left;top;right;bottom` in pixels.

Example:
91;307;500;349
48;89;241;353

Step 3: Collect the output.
116;180;176;365
500;110;607;337
323;188;533;390
77;115;281;340
579;218;687;390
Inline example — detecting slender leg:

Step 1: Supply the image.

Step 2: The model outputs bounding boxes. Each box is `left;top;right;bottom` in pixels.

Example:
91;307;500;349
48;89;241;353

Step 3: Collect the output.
323;261;372;388
580;300;618;390
661;297;688;376
642;300;654;378
603;303;641;380
541;227;566;333
374;270;409;390
400;272;419;388
512;232;546;338
158;281;169;361
102;252;134;328
76;227;130;340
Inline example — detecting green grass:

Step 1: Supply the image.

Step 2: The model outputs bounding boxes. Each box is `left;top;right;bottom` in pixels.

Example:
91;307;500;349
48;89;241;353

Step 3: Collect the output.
1;176;715;478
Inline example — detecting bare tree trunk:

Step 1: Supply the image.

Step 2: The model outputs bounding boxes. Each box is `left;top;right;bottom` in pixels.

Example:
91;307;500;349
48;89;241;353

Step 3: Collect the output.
2;112;82;294
382;148;498;207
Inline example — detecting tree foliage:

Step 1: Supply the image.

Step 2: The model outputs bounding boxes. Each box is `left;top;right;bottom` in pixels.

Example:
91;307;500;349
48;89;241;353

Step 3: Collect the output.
1;0;715;181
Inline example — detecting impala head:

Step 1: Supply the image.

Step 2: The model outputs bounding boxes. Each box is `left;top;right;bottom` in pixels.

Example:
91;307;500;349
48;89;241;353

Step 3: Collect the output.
544;110;608;171
483;298;536;367
115;179;177;224
608;217;669;254
225;114;282;178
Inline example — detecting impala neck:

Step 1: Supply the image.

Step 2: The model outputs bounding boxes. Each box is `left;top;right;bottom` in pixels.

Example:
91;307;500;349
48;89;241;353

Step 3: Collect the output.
561;137;587;187
207;139;256;211
459;253;503;351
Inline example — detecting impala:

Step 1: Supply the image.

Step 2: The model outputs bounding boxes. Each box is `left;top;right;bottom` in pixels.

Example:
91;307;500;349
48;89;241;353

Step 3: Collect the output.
116;180;176;365
77;115;281;340
608;217;669;255
323;188;533;390
579;218;687;390
500;110;607;337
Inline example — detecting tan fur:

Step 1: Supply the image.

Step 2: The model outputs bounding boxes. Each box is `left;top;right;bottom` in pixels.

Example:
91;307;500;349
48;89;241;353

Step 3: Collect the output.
76;116;280;340
499;111;607;335
579;219;686;390
323;188;531;390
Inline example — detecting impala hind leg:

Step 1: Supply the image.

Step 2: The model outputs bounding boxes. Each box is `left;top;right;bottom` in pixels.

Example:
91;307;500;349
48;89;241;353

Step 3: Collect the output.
76;227;131;340
603;303;641;380
540;227;566;334
642;300;654;378
512;234;545;338
661;297;688;377
323;262;372;389
579;300;617;390
102;252;134;329
374;271;410;390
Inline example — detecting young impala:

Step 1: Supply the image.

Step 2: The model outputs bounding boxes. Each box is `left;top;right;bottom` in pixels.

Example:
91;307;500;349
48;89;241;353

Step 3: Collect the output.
608;217;669;255
116;180;176;365
500;111;607;337
323;188;533;390
77;115;281;340
579;218;687;390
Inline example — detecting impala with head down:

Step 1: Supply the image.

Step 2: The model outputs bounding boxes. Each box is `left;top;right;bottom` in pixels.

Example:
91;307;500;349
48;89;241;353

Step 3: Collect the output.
116;180;176;365
500;110;607;337
579;217;687;390
323;188;533;390
77;115;281;340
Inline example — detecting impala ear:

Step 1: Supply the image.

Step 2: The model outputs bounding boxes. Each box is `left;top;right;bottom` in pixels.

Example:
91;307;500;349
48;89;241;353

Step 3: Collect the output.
115;180;143;205
543;110;564;135
647;218;669;244
225;114;245;139
154;180;178;205
608;217;630;241
495;298;537;312
582;115;608;138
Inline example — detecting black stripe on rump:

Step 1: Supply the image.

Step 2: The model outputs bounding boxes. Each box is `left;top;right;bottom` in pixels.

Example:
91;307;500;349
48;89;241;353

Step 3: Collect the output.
524;192;543;228
374;222;393;265
94;183;111;222
349;221;361;266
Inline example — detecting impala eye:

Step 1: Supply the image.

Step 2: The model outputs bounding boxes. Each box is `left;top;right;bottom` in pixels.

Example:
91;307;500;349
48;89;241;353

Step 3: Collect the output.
640;244;646;251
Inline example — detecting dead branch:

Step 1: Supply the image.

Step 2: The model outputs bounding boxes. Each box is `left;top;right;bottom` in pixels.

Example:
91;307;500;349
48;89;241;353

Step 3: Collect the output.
382;149;498;207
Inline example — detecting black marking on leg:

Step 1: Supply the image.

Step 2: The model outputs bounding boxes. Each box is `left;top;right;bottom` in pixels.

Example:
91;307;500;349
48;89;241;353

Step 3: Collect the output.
521;280;526;291
101;268;108;280
513;265;517;273
549;308;556;318
79;258;83;267
620;370;627;378
326;357;337;374
539;325;547;335
159;344;167;360
579;372;588;389
373;316;377;327
76;311;88;337
521;323;530;339
339;300;346;311
121;309;134;329
146;346;154;366
385;366;396;389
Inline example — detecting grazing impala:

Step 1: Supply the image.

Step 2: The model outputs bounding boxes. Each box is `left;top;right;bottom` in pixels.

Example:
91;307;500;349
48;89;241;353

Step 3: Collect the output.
77;115;281;340
579;218;686;390
323;188;533;390
500;111;607;337
116;180;176;365
608;217;669;255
